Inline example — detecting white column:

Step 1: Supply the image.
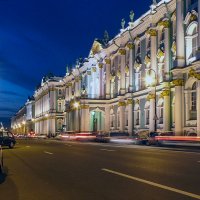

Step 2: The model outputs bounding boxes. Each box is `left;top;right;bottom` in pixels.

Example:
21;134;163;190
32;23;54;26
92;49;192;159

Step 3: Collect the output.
65;86;69;101
75;77;80;97
163;90;170;131
119;49;126;95
105;106;110;132
127;43;134;92
150;30;157;72
174;80;183;135
164;23;170;80
68;84;72;100
127;99;133;135
81;105;90;132
196;80;200;136
198;0;200;53
119;101;125;132
99;63;104;98
105;58;111;99
175;0;185;67
149;94;156;132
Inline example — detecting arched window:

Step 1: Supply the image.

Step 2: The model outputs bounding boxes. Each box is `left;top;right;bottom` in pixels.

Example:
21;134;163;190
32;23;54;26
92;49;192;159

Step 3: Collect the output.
117;109;120;128
110;109;114;128
135;72;141;91
173;20;176;38
58;89;62;96
191;82;196;111
145;102;150;125
57;119;63;131
158;101;164;124
125;108;128;126
192;27;198;57
136;42;141;57
134;103;140;126
146;36;151;52
186;22;198;63
58;102;62;112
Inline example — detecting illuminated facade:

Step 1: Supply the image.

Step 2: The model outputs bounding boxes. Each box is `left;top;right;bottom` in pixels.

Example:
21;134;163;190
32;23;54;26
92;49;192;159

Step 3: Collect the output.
12;0;200;136
62;0;200;136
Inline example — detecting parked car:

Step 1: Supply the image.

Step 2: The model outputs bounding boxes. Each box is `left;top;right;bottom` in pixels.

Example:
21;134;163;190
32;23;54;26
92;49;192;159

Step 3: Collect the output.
0;145;3;173
95;133;109;143
146;131;175;146
145;132;160;145
0;130;16;148
131;134;148;145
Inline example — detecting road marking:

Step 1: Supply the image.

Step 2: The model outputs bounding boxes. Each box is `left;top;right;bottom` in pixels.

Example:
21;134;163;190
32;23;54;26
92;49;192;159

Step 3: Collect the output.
26;146;30;148
44;151;53;155
100;149;115;152
102;168;200;200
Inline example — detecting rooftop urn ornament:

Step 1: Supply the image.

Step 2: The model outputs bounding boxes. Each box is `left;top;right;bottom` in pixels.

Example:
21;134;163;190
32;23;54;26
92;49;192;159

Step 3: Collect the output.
66;65;69;75
121;18;125;30
76;59;79;68
129;10;134;22
103;30;109;44
153;0;157;5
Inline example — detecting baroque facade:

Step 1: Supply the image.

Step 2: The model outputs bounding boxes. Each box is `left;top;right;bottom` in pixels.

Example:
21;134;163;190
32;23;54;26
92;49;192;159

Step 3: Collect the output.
11;0;200;136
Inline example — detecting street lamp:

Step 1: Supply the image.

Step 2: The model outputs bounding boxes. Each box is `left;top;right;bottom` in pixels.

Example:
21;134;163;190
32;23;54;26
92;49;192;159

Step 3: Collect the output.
74;101;81;133
145;68;157;132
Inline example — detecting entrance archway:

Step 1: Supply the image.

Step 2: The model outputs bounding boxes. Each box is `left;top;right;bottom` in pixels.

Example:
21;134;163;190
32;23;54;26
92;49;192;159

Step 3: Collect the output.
90;108;105;132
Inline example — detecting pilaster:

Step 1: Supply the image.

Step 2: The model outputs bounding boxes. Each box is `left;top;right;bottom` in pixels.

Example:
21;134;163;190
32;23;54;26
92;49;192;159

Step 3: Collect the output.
81;105;90;132
127;99;133;135
105;58;111;99
105;106;110;132
161;89;170;131
196;80;200;136
119;49;126;95
175;0;185;67
173;79;184;135
127;43;134;92
118;101;126;132
147;93;156;132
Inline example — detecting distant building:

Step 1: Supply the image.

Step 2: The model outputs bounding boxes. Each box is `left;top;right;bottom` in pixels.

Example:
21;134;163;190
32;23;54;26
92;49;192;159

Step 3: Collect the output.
11;106;26;134
33;75;65;136
25;96;35;133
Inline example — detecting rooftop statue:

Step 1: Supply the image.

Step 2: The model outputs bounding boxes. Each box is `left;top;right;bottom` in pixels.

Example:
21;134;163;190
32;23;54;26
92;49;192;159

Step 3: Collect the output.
153;0;157;5
121;18;125;29
129;10;134;22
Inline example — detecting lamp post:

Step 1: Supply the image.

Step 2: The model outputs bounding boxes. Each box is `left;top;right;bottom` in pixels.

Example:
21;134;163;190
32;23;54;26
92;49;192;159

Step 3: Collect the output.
74;101;81;133
146;68;157;132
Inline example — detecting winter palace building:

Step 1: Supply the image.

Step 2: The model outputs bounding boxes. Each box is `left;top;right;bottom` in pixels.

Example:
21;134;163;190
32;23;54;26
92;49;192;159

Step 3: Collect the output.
11;0;200;136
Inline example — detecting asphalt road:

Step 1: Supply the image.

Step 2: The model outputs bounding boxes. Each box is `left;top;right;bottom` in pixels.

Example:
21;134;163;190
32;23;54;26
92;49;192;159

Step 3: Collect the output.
0;139;200;200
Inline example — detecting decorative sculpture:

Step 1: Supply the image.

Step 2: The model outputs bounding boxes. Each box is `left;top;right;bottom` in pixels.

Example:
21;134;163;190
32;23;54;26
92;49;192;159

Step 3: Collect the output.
129;10;134;22
121;18;125;29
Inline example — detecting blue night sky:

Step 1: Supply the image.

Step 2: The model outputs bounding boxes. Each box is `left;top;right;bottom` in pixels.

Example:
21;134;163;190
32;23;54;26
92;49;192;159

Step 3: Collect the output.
0;0;153;127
